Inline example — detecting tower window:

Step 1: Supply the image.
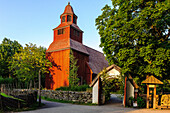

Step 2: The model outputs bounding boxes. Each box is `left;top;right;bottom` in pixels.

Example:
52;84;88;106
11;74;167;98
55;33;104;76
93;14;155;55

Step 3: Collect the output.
73;16;76;24
74;29;79;37
67;15;71;22
58;29;65;35
62;16;65;22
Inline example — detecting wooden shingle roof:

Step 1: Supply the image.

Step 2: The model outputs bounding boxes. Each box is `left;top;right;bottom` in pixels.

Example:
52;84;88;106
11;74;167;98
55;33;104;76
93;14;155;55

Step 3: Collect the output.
128;75;139;89
85;46;109;74
70;39;89;55
142;75;163;84
46;39;88;54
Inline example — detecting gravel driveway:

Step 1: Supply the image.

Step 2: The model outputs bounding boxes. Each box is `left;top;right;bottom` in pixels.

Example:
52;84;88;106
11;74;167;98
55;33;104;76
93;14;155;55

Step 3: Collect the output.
20;94;169;113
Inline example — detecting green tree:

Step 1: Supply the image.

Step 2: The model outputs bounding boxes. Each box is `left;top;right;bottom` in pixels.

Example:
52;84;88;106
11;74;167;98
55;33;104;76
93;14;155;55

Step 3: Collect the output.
0;38;22;77
96;0;170;84
100;68;123;101
9;43;51;88
69;50;79;87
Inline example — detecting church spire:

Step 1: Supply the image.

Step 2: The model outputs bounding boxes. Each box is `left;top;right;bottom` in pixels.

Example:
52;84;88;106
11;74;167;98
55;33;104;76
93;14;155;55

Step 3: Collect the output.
60;2;77;24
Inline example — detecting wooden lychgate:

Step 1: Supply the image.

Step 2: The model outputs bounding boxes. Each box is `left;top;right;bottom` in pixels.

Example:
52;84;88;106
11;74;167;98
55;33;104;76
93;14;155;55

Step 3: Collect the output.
142;75;163;109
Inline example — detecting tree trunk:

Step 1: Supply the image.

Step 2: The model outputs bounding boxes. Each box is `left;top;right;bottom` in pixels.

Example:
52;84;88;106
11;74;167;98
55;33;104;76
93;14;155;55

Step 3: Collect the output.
29;80;32;89
38;69;41;106
34;79;36;89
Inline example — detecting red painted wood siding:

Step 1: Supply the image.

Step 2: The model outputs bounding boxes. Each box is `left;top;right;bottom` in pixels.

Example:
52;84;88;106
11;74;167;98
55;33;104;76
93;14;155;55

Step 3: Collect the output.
46;49;70;90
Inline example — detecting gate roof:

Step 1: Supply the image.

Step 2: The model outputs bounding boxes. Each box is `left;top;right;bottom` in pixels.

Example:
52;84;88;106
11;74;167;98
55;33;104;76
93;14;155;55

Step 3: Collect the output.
142;75;163;84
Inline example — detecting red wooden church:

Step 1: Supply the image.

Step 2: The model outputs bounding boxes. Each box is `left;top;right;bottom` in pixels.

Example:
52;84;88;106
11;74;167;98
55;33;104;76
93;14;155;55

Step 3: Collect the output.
45;2;108;90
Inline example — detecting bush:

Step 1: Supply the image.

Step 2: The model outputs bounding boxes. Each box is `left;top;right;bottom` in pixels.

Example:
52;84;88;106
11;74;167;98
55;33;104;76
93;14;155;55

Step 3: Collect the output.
0;77;14;85
137;97;146;108
163;87;170;93
55;84;89;91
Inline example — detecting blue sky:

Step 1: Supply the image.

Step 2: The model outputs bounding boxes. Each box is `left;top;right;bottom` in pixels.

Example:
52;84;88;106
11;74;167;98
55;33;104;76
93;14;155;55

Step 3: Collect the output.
0;0;112;52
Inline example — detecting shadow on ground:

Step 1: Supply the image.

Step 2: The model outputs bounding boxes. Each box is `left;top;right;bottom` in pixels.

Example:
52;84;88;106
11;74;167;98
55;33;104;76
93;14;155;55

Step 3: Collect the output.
104;94;123;106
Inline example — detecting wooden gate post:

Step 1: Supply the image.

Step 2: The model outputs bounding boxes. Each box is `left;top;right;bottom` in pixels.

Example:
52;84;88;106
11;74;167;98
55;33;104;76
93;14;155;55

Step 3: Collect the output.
153;85;156;109
123;76;127;107
147;84;149;109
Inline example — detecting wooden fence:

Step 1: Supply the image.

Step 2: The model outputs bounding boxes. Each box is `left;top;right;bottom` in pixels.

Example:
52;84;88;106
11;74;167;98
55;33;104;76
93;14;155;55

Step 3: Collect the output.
0;90;37;110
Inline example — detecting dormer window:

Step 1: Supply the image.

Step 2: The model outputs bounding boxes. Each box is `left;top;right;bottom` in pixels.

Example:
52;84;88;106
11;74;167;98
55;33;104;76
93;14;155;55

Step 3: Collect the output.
62;16;65;22
67;15;71;22
58;29;65;35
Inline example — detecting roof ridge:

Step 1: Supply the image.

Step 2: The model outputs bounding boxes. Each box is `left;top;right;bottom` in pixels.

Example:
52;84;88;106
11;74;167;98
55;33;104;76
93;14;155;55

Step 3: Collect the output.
84;45;104;55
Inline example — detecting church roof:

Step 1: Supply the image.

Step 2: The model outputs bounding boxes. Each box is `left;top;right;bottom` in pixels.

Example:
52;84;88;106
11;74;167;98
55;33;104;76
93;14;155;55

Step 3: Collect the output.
60;2;77;18
46;39;88;55
70;39;89;55
142;75;163;84
85;46;109;74
63;2;74;14
53;23;83;32
46;38;70;52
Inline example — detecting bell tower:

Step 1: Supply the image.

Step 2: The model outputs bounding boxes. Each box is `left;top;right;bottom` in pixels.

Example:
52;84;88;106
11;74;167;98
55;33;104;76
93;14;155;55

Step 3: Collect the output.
46;2;84;90
52;2;83;43
60;2;77;24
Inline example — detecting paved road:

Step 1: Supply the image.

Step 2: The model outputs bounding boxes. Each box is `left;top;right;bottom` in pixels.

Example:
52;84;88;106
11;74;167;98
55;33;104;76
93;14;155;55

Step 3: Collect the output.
20;94;169;113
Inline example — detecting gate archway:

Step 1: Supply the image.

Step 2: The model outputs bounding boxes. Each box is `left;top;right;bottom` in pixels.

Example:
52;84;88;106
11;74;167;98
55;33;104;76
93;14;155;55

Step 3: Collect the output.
90;64;139;106
90;64;122;105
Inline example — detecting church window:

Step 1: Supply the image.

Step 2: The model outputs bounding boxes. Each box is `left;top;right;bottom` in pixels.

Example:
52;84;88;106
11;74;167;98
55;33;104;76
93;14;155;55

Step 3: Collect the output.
62;16;65;22
74;29;79;37
67;15;71;22
58;29;65;35
73;16;76;24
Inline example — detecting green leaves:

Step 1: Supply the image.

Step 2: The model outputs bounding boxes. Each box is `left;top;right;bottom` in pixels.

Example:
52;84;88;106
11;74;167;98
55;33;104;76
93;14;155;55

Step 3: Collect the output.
9;43;52;84
0;38;22;77
69;50;79;87
96;0;170;84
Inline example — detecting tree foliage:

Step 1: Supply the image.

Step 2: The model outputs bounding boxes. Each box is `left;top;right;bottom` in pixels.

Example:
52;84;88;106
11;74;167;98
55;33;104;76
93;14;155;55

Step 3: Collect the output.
69;50;79;87
9;43;51;88
100;68;123;101
96;0;170;84
0;38;22;77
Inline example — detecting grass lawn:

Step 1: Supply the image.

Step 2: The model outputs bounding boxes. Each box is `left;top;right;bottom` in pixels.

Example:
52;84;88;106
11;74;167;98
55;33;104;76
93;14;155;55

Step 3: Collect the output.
0;92;24;101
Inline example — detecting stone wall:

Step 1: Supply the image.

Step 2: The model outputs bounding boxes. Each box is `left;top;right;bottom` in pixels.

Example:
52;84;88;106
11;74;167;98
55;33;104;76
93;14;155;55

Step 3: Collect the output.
2;89;37;96
41;90;92;103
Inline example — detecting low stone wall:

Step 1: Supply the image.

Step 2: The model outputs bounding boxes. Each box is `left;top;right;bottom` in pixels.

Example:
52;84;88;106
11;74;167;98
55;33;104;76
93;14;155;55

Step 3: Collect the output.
2;89;37;96
41;90;92;103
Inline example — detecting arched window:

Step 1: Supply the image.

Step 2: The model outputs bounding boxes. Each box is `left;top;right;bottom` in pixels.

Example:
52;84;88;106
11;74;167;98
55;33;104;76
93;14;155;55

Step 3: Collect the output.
67;15;71;22
62;16;65;22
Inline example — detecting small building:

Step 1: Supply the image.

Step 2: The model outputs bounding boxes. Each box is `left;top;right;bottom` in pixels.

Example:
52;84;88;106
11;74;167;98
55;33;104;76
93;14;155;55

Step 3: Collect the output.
45;2;108;90
90;64;121;104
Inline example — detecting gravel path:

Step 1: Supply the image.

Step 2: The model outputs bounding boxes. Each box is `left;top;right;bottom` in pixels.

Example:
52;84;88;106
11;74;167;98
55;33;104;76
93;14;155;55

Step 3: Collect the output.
20;94;169;113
